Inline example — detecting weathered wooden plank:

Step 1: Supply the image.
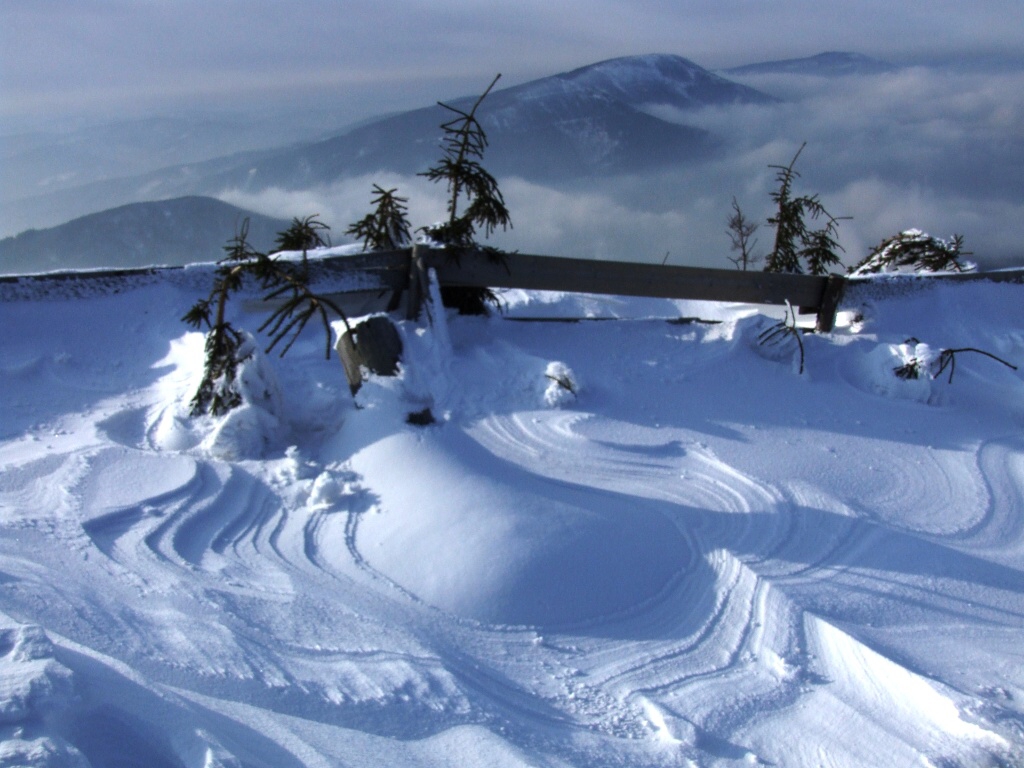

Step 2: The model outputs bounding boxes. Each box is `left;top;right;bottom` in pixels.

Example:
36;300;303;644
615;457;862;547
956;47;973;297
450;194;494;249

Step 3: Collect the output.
843;267;1024;307
307;249;410;294
422;249;831;308
847;267;1024;287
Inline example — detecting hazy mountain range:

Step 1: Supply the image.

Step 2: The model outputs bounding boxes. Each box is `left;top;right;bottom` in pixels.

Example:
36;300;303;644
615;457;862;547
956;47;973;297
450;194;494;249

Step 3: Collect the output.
6;50;963;275
0;197;288;275
237;53;775;185
2;54;773;244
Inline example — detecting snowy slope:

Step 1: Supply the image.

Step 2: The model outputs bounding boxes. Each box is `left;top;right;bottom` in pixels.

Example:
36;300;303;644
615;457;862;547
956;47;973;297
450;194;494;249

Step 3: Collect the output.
1;263;1023;767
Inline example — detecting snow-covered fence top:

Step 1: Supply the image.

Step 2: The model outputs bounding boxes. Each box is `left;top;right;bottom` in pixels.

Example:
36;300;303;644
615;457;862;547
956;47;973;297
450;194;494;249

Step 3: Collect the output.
0;250;410;303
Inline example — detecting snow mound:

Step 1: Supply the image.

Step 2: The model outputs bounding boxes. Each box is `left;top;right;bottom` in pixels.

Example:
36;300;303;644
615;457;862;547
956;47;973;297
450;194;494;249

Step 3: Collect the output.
844;341;937;402
148;331;287;459
3;269;1024;767
0;622;87;767
349;430;688;628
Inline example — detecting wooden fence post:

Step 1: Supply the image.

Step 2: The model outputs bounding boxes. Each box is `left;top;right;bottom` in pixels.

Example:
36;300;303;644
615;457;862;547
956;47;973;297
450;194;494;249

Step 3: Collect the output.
814;274;847;333
405;244;429;321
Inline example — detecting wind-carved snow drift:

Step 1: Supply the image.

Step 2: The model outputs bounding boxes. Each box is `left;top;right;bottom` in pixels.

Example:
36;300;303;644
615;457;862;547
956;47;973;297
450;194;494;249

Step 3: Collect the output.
0;273;1022;767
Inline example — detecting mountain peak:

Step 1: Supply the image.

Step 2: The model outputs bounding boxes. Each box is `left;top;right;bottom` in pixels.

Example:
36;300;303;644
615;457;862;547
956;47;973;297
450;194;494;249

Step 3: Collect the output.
499;53;774;111
561;53;706;82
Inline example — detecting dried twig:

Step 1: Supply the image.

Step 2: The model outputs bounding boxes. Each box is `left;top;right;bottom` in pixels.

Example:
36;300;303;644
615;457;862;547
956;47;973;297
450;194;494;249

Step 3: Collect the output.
757;301;805;374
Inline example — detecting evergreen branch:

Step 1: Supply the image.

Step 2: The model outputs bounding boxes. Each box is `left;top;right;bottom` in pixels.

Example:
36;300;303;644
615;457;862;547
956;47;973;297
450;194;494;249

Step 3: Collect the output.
545;373;578;396
271;308;315;358
933;347;1017;383
851;230;972;275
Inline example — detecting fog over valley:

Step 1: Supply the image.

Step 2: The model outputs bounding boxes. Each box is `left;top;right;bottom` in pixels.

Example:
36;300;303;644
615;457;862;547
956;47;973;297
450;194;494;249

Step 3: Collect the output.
2;1;1022;272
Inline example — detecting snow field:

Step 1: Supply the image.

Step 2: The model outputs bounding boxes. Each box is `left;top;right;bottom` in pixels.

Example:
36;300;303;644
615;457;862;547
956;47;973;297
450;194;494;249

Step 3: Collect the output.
1;270;1023;766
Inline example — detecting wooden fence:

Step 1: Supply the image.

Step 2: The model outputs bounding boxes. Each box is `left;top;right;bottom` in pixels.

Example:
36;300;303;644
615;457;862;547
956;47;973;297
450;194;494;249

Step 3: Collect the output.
5;246;1023;336
405;246;1024;332
404;245;845;330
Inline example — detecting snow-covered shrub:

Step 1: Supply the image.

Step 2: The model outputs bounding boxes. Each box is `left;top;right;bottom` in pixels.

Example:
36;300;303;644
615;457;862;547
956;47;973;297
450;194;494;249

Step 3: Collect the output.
184;216;351;417
850;229;974;276
543;362;580;407
893;339;939;377
850;338;1017;404
200;342;285;459
887;338;1015;385
852;341;936;402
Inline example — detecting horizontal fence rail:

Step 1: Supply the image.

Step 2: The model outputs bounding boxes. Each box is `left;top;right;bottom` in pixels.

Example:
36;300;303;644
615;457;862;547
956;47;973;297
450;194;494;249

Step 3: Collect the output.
426;250;830;306
413;246;846;330
5;246;1023;333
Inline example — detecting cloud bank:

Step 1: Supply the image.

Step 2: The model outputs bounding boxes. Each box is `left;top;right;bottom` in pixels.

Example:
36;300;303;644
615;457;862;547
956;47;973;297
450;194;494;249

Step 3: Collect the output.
220;65;1024;270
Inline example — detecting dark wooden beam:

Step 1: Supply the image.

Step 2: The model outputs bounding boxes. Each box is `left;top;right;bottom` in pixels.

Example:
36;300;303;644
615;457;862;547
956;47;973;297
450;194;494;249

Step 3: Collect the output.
422;249;831;309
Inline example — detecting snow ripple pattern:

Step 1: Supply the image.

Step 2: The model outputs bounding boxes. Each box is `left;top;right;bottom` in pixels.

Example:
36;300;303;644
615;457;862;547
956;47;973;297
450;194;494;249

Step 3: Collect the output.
2;415;1017;766
1;282;1022;767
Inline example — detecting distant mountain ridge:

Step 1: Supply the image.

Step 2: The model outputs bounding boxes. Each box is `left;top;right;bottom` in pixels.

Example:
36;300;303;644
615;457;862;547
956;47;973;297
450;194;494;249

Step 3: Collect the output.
724;51;897;77
0;197;289;275
3;54;775;238
195;54;774;189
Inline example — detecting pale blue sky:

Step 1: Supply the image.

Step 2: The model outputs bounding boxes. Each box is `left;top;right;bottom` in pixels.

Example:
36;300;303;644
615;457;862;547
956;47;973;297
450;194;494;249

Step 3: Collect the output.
2;0;1022;123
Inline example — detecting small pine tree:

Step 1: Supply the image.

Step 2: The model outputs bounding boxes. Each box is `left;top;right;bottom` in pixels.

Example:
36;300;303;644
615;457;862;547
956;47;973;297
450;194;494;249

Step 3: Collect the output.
182;220;259;416
419;74;511;314
420;74;511;249
346;185;412;251
274;214;331;257
763;144;847;275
